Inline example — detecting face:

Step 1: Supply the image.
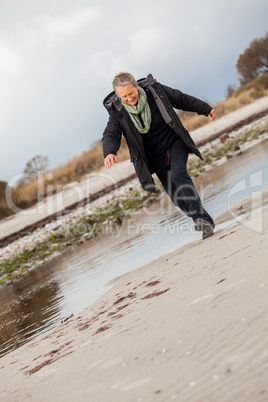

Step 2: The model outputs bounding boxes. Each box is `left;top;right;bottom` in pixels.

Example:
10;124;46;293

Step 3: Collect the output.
116;83;139;105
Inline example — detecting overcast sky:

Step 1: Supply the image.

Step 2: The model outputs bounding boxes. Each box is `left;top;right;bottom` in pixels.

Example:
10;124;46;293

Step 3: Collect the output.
1;0;267;182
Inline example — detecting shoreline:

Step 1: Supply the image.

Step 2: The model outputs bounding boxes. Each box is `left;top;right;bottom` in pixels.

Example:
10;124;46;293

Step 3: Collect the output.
0;116;267;286
0;189;267;401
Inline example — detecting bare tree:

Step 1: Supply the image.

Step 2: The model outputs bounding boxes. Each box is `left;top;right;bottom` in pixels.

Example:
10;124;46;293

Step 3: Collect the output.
23;155;49;178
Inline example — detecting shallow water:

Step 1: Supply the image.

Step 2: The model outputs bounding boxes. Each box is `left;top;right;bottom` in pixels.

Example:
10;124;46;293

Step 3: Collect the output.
1;139;268;358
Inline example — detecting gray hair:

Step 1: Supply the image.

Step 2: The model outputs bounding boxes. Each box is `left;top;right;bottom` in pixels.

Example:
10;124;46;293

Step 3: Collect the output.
112;72;136;92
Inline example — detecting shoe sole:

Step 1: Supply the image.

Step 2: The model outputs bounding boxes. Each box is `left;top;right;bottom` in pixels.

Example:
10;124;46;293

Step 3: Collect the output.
195;219;214;240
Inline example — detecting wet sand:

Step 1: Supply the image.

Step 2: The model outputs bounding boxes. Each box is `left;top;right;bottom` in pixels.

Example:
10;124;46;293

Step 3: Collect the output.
0;189;267;402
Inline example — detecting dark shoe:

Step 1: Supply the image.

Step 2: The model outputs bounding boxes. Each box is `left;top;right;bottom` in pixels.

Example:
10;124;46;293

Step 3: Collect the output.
194;218;214;240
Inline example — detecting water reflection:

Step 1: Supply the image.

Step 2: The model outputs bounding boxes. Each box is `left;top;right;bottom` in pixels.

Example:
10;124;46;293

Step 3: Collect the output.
1;138;268;358
0;267;62;356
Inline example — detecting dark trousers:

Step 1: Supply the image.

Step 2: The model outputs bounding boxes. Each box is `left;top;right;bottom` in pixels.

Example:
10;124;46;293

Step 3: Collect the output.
148;138;214;224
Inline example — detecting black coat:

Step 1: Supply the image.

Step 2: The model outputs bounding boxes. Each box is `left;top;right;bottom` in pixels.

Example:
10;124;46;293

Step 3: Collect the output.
102;73;212;192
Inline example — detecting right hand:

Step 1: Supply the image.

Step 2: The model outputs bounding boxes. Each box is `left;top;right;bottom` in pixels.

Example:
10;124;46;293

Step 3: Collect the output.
104;154;118;168
208;109;216;121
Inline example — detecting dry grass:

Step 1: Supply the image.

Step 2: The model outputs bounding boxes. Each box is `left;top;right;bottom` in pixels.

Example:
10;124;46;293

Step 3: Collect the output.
9;138;130;212
180;72;268;131
1;73;267;220
0;181;13;220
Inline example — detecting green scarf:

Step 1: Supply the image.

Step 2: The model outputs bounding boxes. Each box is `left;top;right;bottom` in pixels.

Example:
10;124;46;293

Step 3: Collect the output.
121;87;151;134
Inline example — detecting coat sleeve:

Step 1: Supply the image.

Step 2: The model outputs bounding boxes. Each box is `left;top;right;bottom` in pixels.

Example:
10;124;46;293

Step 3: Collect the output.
102;111;123;158
160;84;213;116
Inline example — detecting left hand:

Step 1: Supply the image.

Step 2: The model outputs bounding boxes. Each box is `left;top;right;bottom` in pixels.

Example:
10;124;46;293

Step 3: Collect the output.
208;109;215;121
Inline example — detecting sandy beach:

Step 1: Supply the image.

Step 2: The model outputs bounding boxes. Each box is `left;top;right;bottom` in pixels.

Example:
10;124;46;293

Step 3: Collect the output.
0;187;267;402
0;96;268;401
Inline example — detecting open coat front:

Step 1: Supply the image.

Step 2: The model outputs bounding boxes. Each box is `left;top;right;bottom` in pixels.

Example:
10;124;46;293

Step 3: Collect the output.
102;73;212;192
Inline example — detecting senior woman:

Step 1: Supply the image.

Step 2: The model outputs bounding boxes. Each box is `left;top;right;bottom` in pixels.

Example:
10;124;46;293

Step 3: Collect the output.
102;72;216;239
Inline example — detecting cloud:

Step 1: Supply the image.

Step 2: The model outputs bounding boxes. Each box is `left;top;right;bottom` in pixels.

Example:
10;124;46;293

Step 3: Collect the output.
35;6;102;42
129;27;168;58
82;50;124;80
0;0;268;181
0;40;24;75
83;26;171;82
